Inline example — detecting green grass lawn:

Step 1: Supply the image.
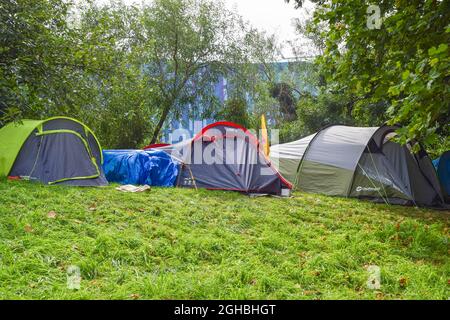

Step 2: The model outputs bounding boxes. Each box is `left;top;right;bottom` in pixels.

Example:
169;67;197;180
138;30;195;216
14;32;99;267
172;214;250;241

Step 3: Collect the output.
0;179;448;300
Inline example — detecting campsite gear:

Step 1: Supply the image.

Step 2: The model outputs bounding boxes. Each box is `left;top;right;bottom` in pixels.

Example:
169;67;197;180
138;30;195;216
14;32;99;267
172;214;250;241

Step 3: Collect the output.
103;149;179;186
115;184;151;193
0;117;107;186
145;121;292;195
260;114;270;156
270;125;445;207
433;151;450;202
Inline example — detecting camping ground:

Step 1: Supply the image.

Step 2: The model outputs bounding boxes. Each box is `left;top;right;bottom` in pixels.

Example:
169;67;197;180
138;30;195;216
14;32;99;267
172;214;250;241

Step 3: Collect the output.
0;179;448;299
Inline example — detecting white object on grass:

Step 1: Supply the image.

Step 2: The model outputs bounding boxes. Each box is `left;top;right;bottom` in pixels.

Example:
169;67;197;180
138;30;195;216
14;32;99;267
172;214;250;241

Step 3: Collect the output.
366;265;381;290
67;265;81;290
115;184;151;193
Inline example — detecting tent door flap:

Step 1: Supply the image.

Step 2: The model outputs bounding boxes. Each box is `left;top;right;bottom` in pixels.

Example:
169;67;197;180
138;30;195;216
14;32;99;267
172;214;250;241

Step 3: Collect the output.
35;129;100;184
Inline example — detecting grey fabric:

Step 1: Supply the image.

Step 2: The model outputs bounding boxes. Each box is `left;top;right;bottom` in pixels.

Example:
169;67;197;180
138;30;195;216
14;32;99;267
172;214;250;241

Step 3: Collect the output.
369;126;443;206
406;150;443;206
270;133;316;160
417;155;444;202
87;133;103;167
296;126;377;194
9;129;42;177
303;126;378;170
26;133;98;184
270;157;301;185
380;134;443;206
382;141;412;193
269;133;316;184
350;137;443;206
43;118;88;136
178;138;285;193
298;160;354;195
350;152;413;201
371;125;399;148
43;118;104;167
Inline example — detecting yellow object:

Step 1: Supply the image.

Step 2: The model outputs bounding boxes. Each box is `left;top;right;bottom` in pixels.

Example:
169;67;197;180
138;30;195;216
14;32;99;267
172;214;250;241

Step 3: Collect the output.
260;114;269;156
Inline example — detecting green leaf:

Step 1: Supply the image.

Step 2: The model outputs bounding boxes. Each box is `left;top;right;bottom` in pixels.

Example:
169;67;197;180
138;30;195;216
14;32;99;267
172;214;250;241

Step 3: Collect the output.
388;86;401;96
437;43;448;53
401;70;410;80
428;46;437;56
429;58;439;67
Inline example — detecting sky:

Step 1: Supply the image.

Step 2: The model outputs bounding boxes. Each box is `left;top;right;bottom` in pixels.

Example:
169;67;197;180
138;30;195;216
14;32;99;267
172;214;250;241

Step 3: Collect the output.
222;0;315;59
96;0;316;59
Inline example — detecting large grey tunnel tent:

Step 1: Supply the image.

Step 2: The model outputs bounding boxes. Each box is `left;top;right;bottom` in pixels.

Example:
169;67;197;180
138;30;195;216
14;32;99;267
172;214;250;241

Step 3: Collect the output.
270;125;444;207
0;117;108;186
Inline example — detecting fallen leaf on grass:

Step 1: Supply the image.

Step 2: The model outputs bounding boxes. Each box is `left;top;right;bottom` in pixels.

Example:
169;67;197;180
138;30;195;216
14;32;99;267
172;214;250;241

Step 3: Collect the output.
90;280;100;287
303;290;320;295
130;293;140;300
24;224;34;233
58;263;67;271
399;277;408;288
375;291;384;300
47;210;57;218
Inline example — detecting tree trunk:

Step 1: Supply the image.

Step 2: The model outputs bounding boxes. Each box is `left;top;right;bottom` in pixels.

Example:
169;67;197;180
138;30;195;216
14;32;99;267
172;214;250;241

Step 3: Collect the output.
150;103;171;144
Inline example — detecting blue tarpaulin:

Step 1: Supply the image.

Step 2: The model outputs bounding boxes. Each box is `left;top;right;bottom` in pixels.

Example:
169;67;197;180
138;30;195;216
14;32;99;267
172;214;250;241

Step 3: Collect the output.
433;151;450;197
102;150;180;186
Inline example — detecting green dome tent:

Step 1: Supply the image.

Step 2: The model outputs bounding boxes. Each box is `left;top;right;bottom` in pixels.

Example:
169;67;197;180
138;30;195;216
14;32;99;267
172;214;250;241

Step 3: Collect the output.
0;117;107;186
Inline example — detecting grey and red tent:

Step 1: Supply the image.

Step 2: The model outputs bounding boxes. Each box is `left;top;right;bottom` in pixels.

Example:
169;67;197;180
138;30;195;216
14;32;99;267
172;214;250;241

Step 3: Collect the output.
145;121;292;195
